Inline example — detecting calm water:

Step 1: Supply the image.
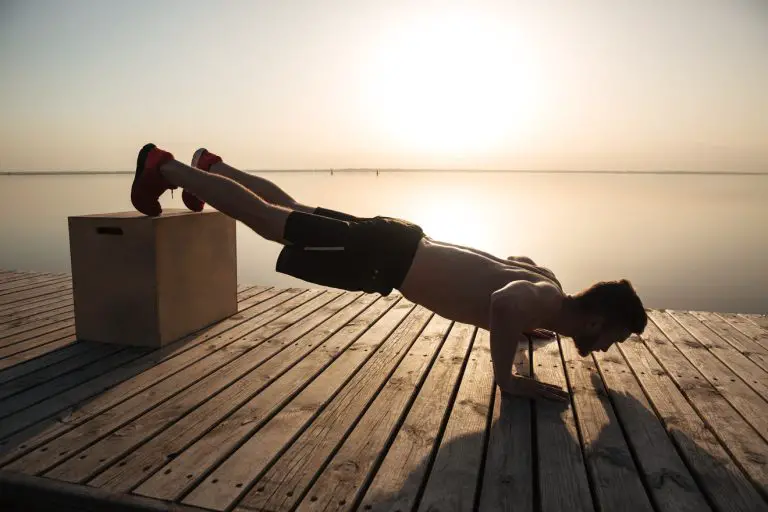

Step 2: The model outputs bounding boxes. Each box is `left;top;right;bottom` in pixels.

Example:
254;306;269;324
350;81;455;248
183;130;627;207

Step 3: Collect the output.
0;172;765;313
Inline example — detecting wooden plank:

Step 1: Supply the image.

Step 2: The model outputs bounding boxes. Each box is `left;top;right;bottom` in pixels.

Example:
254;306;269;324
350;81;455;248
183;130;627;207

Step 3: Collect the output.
0;344;124;400
637;319;768;498
0;303;73;336
559;336;654;512
0;292;72;322
0;346;147;419
671;311;768;399
3;289;326;475
133;297;414;504
0;326;76;360
90;293;389;494
0;286;281;448
0;342;101;387
740;314;768;332
476;337;534;512
0;274;64;294
0;335;77;372
0;317;74;352
592;345;712;512
359;322;479;512
218;303;428;512
44;290;347;483
294;315;454;512
532;336;595;512
689;312;768;373
415;327;494;512
0;470;206;512
650;311;768;443
0;271;33;284
720;313;768;353
0;283;72;315
0;279;71;306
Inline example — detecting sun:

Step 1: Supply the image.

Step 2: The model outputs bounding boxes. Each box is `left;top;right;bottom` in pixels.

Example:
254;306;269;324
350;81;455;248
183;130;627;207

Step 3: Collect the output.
364;11;542;157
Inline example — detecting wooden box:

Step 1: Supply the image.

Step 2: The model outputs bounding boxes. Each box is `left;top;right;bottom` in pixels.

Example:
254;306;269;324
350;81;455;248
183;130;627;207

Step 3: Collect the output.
68;210;237;347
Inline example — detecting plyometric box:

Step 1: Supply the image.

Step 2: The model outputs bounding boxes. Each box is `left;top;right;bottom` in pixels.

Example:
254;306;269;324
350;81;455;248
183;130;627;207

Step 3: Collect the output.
68;210;237;347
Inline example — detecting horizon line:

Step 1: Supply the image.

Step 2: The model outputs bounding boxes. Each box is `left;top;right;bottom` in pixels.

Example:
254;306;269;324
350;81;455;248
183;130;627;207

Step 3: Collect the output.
1;169;767;176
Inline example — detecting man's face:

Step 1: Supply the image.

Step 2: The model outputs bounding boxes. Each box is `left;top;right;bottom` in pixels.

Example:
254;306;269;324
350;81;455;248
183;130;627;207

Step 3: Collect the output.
573;327;632;357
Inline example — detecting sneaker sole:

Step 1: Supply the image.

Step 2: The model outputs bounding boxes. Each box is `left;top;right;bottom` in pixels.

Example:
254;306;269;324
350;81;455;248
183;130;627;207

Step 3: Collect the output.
191;148;207;169
132;143;157;203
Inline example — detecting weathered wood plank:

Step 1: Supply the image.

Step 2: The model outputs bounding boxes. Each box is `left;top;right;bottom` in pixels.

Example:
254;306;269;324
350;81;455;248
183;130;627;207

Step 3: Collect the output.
4;289;327;475
638;319;768;498
416;327;494;512
90;293;387;494
0;326;76;360
476;336;534;512
0;286;280;449
45;290;348;483
720;313;768;353
0;470;206;512
133;296;410;504
0;337;78;374
0;287;72;313
740;314;768;332
0;342;102;387
0;304;73;338
0;271;34;284
0;274;64;294
592;345;712;512
296;316;454;512
689;312;768;373
227;304;429;512
671;311;768;399
0;347;147;419
357;323;479;512
650;311;768;443
0;279;72;307
0;293;72;323
0;318;75;352
559;336;654;512
532;337;595;512
0;344;124;400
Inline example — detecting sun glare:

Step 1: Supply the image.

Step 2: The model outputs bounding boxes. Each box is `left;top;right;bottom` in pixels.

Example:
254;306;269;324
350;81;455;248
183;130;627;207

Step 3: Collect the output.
365;12;542;156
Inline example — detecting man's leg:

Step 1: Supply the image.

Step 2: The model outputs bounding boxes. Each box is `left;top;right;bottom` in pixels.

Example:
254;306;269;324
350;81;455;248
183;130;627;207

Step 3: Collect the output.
190;148;314;212
191;148;363;221
159;159;292;243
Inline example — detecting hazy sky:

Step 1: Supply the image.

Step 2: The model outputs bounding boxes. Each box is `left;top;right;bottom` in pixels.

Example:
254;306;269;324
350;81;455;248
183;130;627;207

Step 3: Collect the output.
1;0;767;171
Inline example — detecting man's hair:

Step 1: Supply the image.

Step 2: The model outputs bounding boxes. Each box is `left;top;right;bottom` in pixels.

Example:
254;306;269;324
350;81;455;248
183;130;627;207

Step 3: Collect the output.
571;279;647;334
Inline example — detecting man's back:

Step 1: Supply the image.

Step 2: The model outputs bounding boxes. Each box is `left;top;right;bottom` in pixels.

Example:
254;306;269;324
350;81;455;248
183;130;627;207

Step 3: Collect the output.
399;238;561;329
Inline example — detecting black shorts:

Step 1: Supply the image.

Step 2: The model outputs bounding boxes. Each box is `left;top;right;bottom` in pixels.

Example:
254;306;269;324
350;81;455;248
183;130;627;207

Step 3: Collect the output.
275;209;423;296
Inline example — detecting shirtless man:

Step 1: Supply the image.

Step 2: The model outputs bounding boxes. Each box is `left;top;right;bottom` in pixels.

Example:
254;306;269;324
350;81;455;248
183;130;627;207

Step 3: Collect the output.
131;144;647;402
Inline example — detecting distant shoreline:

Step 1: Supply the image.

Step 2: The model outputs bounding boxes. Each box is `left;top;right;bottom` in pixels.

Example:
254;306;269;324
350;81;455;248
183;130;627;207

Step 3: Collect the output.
1;169;766;176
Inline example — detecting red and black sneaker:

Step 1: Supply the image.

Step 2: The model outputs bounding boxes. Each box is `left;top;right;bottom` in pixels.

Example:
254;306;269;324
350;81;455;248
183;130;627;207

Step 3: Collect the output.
182;148;223;212
131;143;176;217
191;147;223;172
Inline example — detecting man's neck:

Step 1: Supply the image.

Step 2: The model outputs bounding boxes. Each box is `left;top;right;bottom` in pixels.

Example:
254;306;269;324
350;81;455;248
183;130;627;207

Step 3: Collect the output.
540;295;580;336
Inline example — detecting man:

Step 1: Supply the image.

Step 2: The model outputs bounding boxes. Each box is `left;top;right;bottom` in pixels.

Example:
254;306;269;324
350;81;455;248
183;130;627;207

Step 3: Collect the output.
132;144;647;402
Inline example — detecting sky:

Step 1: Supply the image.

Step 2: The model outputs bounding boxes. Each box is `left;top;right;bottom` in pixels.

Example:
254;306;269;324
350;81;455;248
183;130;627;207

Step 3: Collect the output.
1;0;767;172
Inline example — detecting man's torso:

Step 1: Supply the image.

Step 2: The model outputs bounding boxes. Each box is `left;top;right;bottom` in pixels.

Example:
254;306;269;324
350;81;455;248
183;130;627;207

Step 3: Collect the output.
399;238;561;329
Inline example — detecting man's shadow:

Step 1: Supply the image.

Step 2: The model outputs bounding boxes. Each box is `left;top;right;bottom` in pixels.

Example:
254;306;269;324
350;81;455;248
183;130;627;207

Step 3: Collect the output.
360;339;766;512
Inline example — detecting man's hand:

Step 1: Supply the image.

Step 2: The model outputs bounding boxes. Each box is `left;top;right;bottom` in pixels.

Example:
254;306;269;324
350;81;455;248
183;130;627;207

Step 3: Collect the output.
499;375;569;402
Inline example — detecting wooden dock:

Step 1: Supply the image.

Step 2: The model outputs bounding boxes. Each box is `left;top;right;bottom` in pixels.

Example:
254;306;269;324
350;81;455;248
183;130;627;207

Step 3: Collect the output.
0;270;766;512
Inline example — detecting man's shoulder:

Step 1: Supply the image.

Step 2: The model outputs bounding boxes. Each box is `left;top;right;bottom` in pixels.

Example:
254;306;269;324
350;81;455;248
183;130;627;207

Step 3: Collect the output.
492;280;563;313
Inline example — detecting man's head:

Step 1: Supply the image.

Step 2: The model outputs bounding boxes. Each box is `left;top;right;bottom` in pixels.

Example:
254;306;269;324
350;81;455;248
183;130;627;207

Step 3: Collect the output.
567;279;647;356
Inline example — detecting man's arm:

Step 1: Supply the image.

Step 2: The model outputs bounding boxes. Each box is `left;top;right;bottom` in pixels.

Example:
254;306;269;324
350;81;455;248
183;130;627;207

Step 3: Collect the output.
490;282;569;402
